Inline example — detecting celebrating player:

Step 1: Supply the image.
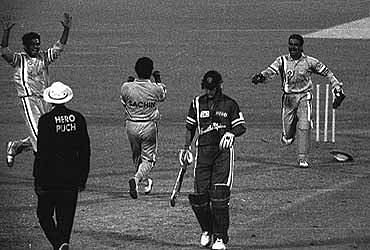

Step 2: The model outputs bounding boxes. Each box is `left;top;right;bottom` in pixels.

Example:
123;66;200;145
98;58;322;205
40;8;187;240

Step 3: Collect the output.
251;34;345;168
120;57;167;199
0;13;72;168
180;70;246;250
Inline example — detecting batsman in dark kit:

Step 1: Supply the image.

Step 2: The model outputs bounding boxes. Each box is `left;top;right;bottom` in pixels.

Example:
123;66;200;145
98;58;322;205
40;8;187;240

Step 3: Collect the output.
179;71;246;250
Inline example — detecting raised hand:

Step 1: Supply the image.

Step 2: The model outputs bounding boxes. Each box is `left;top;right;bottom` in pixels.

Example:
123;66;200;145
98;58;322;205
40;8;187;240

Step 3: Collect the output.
61;13;72;29
152;70;161;83
1;15;16;49
1;16;16;31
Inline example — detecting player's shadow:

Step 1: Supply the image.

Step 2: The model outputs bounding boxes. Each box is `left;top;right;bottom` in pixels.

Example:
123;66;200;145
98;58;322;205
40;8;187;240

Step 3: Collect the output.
74;229;200;249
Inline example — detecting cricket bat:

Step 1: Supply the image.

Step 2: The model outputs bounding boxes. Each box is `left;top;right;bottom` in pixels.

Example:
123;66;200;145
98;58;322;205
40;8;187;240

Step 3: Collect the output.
170;131;198;207
169;164;187;207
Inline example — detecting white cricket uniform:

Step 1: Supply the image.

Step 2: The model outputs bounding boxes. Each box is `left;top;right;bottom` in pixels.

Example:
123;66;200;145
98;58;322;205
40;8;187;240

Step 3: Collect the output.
1;41;65;151
120;79;166;180
261;53;342;133
262;53;342;94
261;53;343;162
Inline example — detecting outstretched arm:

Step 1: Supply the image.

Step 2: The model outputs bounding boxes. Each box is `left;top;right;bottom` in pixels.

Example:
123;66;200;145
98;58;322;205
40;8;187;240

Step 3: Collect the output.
1;18;16;63
59;13;72;45
252;57;282;85
311;57;343;90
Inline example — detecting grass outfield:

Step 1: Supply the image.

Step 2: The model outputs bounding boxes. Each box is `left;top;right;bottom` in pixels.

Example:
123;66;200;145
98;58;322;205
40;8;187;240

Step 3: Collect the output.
1;1;369;249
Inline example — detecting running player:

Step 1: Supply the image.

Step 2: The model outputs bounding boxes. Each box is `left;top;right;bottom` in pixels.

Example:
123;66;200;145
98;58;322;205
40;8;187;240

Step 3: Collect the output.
120;57;167;199
0;13;72;168
252;34;345;168
179;70;246;249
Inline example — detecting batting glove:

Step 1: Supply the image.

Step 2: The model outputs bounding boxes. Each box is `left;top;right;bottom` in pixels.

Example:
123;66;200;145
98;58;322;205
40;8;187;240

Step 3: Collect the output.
178;147;193;166
219;132;235;150
332;86;345;109
251;73;266;85
153;70;161;83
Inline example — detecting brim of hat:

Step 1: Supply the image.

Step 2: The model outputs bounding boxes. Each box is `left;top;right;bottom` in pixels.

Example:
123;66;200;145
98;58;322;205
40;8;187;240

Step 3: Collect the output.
43;89;73;104
330;150;354;162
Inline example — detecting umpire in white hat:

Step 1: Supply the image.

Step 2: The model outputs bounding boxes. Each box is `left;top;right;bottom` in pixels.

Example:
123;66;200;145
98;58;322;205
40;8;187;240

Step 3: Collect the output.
33;81;90;250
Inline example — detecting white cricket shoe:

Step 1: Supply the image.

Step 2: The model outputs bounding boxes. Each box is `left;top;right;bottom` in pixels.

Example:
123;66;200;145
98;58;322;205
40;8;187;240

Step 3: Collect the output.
212;238;226;250
298;159;310;168
6;141;15;168
143;178;153;195
200;231;211;247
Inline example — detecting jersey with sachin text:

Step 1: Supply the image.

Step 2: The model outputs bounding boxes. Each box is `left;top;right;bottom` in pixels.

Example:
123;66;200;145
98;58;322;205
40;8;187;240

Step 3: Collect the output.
120;79;167;122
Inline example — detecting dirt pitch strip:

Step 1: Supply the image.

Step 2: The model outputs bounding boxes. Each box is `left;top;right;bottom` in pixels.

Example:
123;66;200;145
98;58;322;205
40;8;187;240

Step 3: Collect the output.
1;0;369;249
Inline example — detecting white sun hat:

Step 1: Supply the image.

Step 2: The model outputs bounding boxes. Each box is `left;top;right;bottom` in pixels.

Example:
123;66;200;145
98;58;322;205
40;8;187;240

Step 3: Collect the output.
43;81;73;104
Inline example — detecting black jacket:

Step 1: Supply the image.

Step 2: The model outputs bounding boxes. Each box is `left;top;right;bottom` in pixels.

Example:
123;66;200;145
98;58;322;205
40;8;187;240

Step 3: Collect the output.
34;105;90;190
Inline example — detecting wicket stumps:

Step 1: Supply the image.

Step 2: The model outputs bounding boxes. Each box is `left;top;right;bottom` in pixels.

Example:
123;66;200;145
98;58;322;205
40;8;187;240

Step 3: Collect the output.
315;84;335;143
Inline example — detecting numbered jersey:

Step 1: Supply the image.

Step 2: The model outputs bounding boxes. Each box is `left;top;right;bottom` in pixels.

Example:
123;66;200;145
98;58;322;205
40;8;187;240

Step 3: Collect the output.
261;53;342;93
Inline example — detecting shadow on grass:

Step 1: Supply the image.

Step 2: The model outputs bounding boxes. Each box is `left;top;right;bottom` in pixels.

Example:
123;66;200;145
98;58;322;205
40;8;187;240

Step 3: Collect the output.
233;235;370;249
74;229;199;249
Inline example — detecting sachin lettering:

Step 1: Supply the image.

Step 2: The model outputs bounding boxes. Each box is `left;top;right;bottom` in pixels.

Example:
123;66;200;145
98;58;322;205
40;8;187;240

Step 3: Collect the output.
128;100;156;108
54;114;76;133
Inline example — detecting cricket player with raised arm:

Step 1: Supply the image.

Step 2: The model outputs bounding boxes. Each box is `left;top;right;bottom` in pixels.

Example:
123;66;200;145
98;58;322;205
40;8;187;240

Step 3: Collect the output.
179;70;246;250
251;34;345;168
0;13;72;168
120;57;167;199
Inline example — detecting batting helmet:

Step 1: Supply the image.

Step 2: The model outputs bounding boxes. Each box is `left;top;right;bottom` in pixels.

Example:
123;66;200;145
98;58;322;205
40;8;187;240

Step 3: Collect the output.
201;70;223;90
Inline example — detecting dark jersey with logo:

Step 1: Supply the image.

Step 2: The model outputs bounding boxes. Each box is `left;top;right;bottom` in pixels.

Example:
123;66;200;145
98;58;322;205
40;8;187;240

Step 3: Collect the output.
34;105;90;189
186;93;245;146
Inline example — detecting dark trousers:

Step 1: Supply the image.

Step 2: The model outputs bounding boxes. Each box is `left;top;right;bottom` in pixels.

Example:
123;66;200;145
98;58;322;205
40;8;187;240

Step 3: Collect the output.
193;145;232;243
194;145;232;193
36;189;78;249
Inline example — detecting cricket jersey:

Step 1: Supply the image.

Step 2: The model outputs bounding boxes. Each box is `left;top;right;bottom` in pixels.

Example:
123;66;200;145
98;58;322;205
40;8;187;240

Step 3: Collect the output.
186;93;245;146
120;79;167;122
0;40;64;97
261;53;342;93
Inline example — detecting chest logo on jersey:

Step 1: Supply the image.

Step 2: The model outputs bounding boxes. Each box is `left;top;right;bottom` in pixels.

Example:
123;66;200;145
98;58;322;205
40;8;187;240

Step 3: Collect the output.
216;111;227;117
286;70;294;81
200;111;209;118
